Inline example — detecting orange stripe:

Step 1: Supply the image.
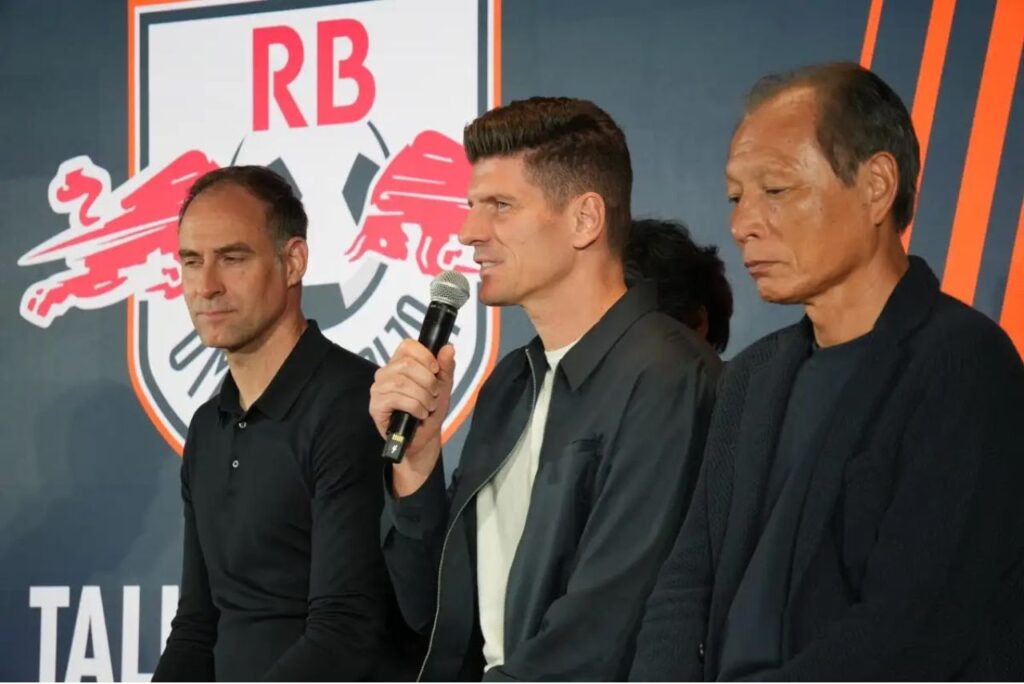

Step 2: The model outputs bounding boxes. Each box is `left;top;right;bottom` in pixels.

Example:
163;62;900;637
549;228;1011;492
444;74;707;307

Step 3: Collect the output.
942;0;1023;304
127;2;136;176
901;0;957;250
127;296;186;456
1000;201;1024;359
127;0;192;456
442;309;501;444
492;0;502;107
444;0;503;443
860;0;885;68
127;0;180;176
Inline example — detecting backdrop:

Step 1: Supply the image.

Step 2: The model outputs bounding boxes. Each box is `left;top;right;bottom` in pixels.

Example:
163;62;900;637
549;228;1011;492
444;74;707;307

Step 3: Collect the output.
1;0;1020;680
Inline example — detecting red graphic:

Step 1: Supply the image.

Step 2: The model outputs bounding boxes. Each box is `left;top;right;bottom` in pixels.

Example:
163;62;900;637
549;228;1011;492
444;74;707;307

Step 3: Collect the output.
19;150;219;327
346;131;474;276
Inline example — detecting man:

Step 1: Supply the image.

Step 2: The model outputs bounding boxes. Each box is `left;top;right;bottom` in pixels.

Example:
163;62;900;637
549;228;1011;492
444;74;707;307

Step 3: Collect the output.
625;218;733;353
154;166;391;680
370;97;721;680
631;62;1024;680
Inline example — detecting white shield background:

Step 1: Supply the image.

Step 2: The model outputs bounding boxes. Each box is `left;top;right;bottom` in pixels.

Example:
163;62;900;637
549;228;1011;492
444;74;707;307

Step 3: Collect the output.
131;0;496;451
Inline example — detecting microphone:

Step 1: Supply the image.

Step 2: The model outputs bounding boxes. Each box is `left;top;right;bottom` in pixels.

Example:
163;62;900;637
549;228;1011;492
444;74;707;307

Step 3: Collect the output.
382;270;471;463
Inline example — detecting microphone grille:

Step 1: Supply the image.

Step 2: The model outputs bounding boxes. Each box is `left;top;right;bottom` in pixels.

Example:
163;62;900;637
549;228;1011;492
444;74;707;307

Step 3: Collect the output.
430;270;471;310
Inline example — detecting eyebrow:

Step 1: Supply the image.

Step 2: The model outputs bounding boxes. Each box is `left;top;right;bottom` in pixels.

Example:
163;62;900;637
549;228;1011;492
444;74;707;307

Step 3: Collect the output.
724;160;801;181
178;242;255;258
214;242;255;255
467;193;514;205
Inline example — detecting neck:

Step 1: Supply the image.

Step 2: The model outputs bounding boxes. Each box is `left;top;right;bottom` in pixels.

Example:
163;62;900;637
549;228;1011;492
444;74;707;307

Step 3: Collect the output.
523;261;627;350
226;310;307;411
805;237;909;347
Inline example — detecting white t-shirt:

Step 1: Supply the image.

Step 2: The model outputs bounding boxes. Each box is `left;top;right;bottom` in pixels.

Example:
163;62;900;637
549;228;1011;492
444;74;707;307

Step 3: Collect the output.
475;340;577;671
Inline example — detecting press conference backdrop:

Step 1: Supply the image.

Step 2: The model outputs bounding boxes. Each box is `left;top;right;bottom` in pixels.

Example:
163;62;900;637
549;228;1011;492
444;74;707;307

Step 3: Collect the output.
0;0;1020;680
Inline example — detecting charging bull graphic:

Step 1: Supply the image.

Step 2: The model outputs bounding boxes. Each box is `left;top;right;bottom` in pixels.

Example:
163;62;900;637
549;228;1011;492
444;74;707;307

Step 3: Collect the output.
346;130;475;277
19;152;218;328
21;131;475;330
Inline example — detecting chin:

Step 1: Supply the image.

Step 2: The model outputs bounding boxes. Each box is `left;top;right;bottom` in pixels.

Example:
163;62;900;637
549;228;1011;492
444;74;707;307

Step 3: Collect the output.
755;281;803;305
196;333;231;350
479;295;510;307
193;326;237;351
478;285;512;307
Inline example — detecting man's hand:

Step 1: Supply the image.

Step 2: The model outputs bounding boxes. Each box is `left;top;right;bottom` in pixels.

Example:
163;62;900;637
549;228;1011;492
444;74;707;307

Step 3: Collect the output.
369;340;456;497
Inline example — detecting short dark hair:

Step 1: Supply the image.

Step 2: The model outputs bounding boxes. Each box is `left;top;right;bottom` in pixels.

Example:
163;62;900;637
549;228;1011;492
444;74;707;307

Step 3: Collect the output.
745;61;920;232
178;165;307;244
625;218;733;353
464;96;633;254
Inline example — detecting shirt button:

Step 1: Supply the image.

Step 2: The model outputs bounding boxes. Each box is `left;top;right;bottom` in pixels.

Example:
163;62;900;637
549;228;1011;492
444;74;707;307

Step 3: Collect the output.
238;421;247;429
231;459;239;469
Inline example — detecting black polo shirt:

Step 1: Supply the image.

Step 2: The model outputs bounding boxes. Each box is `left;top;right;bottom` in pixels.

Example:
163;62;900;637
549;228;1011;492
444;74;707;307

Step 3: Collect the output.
154;321;389;682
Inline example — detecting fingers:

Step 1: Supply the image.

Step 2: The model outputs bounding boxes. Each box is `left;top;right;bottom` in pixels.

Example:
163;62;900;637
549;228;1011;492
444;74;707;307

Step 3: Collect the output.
370;369;436;423
368;340;456;439
436;344;457;388
393;339;441;374
375;357;442;398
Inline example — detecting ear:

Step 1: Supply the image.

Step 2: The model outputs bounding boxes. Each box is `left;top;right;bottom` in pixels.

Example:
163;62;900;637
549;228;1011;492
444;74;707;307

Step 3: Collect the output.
695;304;710;342
282;237;308;287
861;151;899;228
570;192;606;250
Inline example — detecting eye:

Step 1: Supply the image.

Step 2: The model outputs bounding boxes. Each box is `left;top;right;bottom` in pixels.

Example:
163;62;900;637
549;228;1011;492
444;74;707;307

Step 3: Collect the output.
726;195;740;206
181;257;200;268
222;254;245;264
495;200;511;211
765;187;788;196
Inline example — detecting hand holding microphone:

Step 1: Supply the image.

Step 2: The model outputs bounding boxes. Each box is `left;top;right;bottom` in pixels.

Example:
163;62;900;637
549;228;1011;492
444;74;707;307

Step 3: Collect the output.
369;271;470;495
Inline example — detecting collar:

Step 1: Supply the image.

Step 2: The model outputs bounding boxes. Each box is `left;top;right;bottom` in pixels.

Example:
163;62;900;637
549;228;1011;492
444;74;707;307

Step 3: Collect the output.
218;319;332;420
788;255;940;350
525;280;659;392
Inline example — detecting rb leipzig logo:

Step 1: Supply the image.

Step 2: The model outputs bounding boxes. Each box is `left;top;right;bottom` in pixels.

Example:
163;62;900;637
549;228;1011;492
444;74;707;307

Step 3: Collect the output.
18;0;500;454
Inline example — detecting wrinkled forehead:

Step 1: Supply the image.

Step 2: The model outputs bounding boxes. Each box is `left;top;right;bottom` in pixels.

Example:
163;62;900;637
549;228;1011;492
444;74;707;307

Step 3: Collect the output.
726;88;823;174
736;86;819;144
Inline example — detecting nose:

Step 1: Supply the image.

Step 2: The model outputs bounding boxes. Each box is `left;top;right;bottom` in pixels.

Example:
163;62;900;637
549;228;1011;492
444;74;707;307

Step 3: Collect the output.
730;196;765;246
458;205;489;246
189;261;224;300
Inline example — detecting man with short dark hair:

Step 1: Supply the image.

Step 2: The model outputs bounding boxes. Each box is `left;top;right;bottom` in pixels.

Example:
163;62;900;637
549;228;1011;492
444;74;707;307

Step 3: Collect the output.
625;218;733;353
631;62;1024;681
154;166;392;681
372;97;721;680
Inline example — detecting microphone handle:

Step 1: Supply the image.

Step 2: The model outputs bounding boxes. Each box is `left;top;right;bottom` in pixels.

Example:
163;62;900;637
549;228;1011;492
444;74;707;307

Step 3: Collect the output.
382;301;458;463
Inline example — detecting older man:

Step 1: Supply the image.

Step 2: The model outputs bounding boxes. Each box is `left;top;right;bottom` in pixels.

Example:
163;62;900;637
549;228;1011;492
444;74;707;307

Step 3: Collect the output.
631;62;1024;681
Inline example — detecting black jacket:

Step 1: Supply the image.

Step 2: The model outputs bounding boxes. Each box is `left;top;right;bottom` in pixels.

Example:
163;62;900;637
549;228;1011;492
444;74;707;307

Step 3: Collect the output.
630;257;1024;681
382;283;721;681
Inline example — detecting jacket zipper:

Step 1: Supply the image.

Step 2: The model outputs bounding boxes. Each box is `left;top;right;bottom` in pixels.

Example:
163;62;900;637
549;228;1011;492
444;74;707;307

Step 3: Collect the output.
417;349;541;681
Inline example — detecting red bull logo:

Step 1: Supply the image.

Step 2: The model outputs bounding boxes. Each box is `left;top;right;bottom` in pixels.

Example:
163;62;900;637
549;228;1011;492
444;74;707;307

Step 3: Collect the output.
20;132;472;328
16;0;499;456
346;130;476;277
19;152;218;328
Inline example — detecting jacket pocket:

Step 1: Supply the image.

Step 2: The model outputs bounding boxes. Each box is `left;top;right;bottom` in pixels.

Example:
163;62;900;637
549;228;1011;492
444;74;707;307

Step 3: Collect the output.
544;436;605;537
543;436;603;481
